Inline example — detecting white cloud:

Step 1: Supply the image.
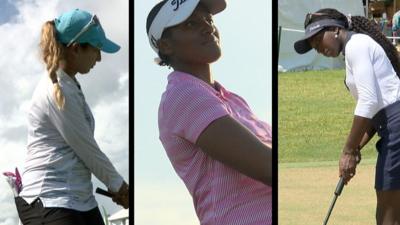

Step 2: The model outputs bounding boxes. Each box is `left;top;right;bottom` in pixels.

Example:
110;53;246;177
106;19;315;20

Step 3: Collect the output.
135;180;199;225
0;218;19;225
0;0;129;223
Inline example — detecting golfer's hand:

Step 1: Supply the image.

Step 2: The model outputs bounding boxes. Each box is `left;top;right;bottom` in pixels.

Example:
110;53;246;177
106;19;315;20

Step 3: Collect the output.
339;150;359;184
109;181;129;209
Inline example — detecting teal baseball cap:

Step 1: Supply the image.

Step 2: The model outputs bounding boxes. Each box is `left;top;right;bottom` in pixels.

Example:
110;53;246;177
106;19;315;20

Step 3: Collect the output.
54;9;120;53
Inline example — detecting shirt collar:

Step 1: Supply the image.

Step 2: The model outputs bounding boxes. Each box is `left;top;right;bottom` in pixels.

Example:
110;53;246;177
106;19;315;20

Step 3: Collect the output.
168;71;227;95
341;31;356;56
57;69;81;90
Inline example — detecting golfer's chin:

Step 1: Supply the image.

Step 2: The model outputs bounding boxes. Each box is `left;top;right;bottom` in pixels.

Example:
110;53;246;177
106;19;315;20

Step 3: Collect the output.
201;50;222;64
181;50;221;65
79;67;93;75
323;50;340;58
328;53;340;58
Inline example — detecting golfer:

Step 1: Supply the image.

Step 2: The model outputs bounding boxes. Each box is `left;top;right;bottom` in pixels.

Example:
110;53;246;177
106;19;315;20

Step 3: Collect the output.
15;9;129;225
294;8;400;224
147;0;272;224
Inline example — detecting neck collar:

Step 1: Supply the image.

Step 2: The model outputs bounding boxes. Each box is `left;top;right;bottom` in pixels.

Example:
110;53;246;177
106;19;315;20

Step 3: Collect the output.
341;31;356;56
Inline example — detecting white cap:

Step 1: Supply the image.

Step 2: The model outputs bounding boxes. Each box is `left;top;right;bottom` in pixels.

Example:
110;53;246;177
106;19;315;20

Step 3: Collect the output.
147;0;226;53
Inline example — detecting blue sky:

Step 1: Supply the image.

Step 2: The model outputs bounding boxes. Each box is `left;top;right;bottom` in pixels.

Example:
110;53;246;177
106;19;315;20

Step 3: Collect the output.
134;1;272;224
0;0;18;25
0;1;128;224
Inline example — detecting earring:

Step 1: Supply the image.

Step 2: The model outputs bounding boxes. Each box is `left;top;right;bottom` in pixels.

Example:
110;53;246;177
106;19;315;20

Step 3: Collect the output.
334;34;338;38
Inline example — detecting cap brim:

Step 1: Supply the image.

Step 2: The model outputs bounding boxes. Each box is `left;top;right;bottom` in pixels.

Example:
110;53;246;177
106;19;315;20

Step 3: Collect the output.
201;0;226;14
166;0;226;28
293;27;323;54
101;38;120;53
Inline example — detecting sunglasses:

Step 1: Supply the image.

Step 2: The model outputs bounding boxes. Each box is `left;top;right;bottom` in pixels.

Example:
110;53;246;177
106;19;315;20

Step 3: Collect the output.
67;15;101;47
304;12;328;28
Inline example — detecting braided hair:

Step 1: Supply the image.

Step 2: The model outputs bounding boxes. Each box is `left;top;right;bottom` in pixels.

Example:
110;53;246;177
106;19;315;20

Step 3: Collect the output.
40;21;66;110
308;8;400;77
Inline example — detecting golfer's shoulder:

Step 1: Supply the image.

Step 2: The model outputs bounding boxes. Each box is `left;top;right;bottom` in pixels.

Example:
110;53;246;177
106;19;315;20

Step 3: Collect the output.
345;34;377;62
347;34;372;49
164;75;217;103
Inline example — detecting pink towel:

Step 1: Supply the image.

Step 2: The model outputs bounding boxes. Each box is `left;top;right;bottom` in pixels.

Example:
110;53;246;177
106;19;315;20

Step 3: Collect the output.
3;168;22;196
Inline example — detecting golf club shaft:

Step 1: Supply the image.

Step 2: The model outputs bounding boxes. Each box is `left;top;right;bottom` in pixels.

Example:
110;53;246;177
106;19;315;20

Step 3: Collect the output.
323;194;338;225
96;187;113;198
323;177;345;225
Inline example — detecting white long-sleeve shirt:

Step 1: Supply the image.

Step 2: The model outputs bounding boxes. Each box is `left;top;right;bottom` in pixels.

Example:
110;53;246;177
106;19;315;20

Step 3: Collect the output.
345;33;400;118
19;70;124;211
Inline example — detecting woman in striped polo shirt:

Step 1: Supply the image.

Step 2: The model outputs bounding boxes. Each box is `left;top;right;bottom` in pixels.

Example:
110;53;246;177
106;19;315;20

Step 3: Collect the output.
146;0;272;224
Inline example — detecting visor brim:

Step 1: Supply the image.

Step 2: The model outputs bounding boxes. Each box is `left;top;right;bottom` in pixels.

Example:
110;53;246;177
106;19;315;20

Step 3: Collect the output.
293;26;324;54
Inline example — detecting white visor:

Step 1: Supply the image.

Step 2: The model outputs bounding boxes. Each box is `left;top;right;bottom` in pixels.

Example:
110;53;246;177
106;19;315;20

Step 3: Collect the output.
148;0;226;53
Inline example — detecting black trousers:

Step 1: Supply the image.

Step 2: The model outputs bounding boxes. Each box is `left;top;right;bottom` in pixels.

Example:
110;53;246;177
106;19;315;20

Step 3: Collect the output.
15;197;105;225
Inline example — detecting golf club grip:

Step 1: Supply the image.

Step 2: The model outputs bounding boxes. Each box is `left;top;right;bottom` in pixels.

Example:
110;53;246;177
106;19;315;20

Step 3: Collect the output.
334;177;345;196
96;188;113;198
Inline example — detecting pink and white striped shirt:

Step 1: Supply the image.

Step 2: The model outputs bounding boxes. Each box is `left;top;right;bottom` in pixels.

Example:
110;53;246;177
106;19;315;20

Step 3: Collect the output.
158;71;272;225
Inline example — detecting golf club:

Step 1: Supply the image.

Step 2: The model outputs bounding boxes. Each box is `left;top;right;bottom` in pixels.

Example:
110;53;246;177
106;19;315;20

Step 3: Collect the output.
323;176;345;225
96;187;113;198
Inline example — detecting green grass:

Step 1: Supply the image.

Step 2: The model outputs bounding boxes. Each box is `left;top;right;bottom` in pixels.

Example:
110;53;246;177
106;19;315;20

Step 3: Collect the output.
279;69;379;224
278;69;378;163
279;162;376;225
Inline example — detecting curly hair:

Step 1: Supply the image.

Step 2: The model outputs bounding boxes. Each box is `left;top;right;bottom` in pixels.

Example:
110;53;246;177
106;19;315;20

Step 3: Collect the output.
308;8;400;76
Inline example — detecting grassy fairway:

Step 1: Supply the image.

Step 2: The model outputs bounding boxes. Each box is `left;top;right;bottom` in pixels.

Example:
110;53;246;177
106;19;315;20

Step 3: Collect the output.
279;70;379;224
279;70;378;163
279;161;376;225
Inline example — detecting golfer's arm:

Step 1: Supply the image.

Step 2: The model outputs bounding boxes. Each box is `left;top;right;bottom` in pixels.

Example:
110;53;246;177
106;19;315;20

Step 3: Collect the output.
196;115;272;186
358;121;376;151
48;93;124;192
344;116;372;153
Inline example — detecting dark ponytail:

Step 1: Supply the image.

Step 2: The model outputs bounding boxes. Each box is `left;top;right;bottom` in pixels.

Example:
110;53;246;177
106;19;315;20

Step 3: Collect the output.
309;8;400;77
351;16;400;76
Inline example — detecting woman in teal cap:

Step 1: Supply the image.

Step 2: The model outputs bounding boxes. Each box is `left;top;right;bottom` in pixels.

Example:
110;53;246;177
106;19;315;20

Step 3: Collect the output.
14;9;128;225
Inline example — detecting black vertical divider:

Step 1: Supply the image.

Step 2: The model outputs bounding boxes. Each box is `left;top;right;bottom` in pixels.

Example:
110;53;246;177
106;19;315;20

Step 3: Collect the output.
271;0;279;224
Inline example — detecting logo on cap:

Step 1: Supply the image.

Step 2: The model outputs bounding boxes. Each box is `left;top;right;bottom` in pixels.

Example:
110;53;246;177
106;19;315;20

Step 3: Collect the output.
171;0;188;11
308;24;321;32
